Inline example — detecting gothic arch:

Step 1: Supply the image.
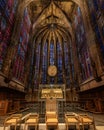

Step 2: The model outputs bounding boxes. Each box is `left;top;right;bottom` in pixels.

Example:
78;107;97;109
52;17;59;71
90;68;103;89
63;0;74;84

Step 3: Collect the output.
18;0;83;30
20;0;83;9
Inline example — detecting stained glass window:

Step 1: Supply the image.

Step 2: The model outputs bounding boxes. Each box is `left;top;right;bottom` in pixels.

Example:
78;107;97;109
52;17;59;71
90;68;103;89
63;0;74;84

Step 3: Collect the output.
33;37;74;87
50;42;54;65
13;8;31;83
34;44;40;87
73;7;92;81
87;0;104;63
41;42;48;84
0;0;18;69
64;41;70;87
57;42;63;84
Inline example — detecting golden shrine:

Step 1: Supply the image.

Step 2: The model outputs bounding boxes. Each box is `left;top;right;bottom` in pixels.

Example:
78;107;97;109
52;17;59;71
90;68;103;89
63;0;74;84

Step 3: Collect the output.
39;84;65;101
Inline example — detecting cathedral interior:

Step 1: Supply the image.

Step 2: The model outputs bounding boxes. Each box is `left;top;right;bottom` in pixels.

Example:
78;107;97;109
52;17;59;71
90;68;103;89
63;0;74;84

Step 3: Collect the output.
0;0;104;130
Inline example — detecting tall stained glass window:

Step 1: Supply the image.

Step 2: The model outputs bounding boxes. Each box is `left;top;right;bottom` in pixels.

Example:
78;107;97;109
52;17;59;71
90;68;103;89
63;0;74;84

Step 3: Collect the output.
0;0;18;69
33;37;75;88
41;42;48;84
87;0;104;63
49;42;55;84
64;41;70;87
13;8;31;83
73;7;92;81
34;44;40;87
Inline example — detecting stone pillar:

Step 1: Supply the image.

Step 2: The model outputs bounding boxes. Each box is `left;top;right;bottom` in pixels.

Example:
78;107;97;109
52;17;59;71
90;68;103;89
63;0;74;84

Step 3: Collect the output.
71;30;82;84
24;36;33;87
2;41;17;78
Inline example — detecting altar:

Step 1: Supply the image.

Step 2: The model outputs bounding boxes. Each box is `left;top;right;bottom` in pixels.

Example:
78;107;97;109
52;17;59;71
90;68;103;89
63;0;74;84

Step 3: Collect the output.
41;88;63;99
38;84;66;113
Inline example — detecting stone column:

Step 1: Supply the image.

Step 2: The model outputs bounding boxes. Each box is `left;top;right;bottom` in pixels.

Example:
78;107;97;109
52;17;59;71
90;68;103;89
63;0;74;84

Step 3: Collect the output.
24;36;33;87
2;41;17;80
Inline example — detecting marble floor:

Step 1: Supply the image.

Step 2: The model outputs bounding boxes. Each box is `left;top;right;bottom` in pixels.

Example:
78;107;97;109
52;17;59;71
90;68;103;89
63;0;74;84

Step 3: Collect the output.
0;123;104;130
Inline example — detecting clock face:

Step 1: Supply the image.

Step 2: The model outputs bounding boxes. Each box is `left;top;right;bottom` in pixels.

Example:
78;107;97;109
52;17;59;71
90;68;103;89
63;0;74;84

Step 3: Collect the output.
48;65;57;76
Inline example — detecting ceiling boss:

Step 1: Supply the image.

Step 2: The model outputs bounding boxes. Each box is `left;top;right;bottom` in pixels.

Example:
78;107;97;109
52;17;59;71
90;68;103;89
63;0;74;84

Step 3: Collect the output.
48;65;57;77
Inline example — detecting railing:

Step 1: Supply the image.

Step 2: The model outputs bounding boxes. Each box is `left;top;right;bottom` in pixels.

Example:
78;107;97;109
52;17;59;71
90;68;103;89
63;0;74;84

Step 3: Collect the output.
25;101;80;114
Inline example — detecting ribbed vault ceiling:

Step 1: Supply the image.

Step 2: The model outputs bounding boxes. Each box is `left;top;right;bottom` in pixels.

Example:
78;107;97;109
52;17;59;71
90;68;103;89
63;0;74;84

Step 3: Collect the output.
26;0;77;44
